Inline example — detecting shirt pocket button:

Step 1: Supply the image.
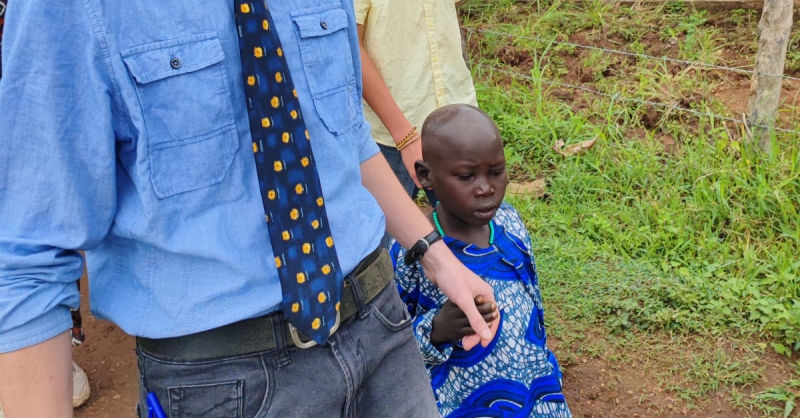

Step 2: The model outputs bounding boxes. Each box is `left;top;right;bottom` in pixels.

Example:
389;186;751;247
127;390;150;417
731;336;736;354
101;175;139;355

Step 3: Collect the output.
170;58;182;69
320;21;328;30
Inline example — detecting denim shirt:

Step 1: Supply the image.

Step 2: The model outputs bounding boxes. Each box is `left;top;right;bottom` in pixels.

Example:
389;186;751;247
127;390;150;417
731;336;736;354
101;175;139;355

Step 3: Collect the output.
0;0;384;353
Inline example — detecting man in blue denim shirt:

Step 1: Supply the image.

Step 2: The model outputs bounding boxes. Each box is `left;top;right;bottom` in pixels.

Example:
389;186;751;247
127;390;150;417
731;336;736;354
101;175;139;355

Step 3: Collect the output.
0;1;500;417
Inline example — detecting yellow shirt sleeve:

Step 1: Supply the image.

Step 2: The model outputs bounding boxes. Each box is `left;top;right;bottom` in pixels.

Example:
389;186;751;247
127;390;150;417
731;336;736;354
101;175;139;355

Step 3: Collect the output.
354;0;371;26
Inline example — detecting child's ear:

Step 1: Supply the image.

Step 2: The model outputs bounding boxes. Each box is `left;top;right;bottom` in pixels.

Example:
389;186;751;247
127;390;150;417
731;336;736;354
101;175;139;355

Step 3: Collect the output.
415;160;434;190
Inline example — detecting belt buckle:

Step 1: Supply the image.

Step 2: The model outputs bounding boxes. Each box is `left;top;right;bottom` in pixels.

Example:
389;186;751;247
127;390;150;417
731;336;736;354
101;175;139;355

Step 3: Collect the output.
288;311;341;349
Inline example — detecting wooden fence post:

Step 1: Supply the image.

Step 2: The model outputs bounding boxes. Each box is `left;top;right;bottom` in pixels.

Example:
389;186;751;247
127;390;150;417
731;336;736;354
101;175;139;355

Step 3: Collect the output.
748;0;793;154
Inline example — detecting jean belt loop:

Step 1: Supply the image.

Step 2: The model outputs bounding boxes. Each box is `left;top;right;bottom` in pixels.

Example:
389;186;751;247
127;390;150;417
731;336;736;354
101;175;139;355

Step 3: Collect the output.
344;272;370;319
270;312;292;368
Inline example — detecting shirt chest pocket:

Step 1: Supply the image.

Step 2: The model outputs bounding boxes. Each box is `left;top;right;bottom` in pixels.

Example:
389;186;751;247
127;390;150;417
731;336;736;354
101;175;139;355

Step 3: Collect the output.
121;34;239;198
292;6;359;134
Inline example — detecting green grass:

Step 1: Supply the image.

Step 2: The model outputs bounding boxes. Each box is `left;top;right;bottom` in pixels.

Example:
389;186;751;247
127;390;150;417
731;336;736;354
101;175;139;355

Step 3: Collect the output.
466;0;800;354
461;0;800;414
728;358;800;417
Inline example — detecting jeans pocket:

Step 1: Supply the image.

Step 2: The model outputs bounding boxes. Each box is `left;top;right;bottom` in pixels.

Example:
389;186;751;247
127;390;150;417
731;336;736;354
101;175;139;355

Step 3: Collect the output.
167;380;244;418
370;281;413;332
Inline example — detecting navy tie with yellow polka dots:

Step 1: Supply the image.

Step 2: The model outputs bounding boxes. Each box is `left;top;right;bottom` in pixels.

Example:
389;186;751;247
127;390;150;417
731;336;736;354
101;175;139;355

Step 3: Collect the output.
235;0;342;345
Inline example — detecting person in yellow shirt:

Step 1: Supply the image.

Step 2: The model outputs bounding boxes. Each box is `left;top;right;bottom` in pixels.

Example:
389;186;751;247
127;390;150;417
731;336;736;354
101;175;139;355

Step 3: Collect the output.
355;0;478;206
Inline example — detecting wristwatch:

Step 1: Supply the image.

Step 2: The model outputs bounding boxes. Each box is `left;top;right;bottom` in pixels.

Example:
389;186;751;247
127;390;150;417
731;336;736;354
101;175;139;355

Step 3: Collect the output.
404;230;443;266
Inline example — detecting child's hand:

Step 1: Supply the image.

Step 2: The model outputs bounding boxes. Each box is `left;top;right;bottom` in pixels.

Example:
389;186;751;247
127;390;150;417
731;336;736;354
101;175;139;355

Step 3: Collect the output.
430;296;498;346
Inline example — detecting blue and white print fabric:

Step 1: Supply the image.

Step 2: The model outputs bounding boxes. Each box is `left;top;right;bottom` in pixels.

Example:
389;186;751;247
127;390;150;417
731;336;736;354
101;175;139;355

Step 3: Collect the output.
391;203;572;418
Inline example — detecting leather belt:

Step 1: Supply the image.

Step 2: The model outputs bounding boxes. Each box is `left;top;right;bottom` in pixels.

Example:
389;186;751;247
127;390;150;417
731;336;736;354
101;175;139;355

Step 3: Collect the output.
137;247;393;360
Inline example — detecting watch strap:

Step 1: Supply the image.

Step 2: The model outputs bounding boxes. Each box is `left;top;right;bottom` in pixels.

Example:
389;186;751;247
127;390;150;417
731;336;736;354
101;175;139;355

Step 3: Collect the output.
404;230;442;266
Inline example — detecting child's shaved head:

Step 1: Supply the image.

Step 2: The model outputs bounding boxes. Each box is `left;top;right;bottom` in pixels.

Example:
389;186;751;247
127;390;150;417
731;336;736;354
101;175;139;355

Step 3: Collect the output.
420;104;501;164
414;104;507;231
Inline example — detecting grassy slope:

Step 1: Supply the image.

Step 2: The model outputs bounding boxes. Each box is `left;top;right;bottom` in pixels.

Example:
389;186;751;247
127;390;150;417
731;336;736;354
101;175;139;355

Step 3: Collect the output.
462;0;800;415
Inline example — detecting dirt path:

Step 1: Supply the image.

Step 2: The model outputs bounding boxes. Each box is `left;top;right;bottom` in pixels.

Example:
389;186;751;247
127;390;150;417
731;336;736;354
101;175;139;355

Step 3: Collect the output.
72;273;766;418
73;276;138;418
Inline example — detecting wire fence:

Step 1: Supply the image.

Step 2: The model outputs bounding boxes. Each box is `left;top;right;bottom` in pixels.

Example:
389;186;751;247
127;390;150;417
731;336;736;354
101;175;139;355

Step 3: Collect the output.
466;26;800;135
466;27;800;82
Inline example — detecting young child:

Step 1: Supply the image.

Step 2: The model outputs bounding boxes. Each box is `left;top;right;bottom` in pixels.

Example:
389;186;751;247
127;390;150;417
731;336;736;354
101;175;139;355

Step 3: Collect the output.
391;104;572;418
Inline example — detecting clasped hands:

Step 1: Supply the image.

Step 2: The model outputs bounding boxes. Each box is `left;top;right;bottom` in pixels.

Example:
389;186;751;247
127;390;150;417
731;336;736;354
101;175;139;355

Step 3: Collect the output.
430;296;499;347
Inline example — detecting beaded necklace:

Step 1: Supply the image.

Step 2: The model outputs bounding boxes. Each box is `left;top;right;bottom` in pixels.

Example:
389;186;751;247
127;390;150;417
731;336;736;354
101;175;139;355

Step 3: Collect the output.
432;207;495;246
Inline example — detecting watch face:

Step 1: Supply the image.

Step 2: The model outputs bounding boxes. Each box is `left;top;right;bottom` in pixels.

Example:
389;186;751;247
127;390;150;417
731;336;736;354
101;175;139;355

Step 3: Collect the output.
425;230;442;246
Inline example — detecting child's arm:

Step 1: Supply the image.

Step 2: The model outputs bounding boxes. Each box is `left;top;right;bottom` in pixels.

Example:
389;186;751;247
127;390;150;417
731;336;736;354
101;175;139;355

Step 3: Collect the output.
392;251;492;364
411;296;496;365
356;24;422;187
412;307;453;365
392;258;453;364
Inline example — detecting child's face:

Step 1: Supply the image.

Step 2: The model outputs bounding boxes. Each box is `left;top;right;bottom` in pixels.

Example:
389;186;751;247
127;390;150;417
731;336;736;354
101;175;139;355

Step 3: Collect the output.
426;127;508;227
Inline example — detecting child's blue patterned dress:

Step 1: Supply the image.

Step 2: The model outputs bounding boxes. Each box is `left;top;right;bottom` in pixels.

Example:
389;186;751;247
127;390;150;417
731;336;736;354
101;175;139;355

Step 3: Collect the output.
391;202;572;418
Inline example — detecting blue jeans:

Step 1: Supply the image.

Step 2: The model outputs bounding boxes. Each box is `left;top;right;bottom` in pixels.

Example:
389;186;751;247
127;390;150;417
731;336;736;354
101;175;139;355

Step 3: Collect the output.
136;282;440;418
379;144;437;249
379;144;418;200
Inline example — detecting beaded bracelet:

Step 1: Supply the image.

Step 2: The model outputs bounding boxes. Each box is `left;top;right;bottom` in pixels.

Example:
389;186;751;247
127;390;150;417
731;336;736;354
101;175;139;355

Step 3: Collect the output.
396;129;420;151
397;133;420;151
399;126;418;144
396;127;419;151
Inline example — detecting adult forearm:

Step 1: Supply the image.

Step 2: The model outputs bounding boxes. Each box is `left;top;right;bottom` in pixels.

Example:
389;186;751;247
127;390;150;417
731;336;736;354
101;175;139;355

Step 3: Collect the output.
0;332;73;418
359;154;431;247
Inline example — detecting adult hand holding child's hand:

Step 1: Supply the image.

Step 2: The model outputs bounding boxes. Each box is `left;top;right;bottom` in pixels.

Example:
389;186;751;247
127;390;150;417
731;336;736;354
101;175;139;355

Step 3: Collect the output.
431;296;498;346
421;242;499;350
